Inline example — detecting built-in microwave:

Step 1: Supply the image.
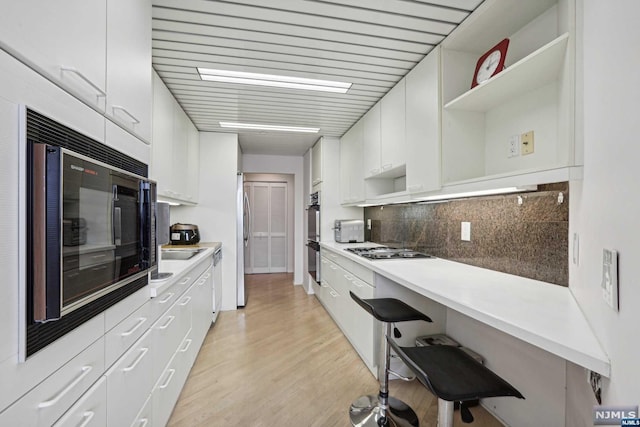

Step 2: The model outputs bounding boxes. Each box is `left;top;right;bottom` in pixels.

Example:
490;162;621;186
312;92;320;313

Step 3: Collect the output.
29;144;155;321
24;108;153;357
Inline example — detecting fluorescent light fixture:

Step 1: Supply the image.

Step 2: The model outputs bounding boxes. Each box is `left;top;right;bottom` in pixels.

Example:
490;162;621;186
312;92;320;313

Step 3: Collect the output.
414;186;536;202
219;122;319;133
197;68;352;93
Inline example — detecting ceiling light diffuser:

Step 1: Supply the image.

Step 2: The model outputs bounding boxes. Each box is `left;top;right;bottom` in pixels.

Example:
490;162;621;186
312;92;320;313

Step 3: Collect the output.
219;122;320;133
198;68;352;93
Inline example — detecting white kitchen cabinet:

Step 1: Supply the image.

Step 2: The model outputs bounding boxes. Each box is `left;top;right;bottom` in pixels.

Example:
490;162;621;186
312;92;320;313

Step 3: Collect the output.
380;78;406;174
405;48;441;194
0;339;105;427
129;394;152;427
105;330;153;427
151;72;200;204
311;140;323;186
191;265;213;346
363;103;381;178
106;0;152;142
339;119;365;205
53;377;107;427
0;0;107;112
105;301;151;369
440;0;577;186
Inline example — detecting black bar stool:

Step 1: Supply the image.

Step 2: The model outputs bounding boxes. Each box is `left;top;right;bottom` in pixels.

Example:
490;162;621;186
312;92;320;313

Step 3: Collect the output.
349;291;433;427
388;339;524;427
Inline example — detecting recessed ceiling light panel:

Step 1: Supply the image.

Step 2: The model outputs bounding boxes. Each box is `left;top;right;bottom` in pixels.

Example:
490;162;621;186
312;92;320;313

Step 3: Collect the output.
198;68;352;93
219;122;320;133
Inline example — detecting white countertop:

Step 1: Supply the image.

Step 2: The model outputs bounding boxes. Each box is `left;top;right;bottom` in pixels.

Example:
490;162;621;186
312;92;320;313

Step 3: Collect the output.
149;244;218;297
320;241;610;377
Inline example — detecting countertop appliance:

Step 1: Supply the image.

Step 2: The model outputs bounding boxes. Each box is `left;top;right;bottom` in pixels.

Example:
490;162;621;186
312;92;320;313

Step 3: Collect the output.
334;219;364;243
306;191;321;284
170;223;200;245
237;173;250;307
345;246;434;260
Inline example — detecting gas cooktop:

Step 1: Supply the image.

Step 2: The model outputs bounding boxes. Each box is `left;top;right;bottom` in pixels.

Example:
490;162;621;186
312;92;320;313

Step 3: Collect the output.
345;246;434;260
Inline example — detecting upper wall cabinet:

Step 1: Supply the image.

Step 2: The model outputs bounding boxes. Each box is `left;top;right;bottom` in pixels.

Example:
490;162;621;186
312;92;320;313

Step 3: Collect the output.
406;48;441;195
340;119;365;205
106;0;152;142
0;0;152;145
440;0;577;187
380;78;406;175
151;73;199;205
362;103;381;178
0;0;107;112
312;141;323;187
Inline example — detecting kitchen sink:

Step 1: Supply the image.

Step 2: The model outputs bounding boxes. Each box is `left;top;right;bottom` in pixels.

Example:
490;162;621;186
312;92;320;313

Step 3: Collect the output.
161;248;205;260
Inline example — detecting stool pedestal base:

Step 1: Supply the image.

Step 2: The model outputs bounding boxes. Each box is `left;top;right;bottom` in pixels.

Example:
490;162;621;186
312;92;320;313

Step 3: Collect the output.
349;394;419;427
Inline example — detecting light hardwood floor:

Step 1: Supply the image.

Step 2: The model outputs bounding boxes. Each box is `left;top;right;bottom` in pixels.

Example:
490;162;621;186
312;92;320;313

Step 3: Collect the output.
168;273;503;427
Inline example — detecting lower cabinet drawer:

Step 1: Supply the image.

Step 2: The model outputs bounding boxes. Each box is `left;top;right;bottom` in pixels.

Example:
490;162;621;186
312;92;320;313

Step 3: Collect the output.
105;301;151;368
129;393;152;427
105;330;153;427
152;299;183;380
0;338;105;427
152;333;194;427
53;377;107;427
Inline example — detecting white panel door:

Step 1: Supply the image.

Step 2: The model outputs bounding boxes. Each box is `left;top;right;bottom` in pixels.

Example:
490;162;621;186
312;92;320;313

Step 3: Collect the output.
245;182;288;274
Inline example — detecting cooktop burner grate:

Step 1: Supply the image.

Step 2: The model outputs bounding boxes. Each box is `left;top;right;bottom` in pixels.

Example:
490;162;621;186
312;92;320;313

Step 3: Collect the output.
344;246;434;260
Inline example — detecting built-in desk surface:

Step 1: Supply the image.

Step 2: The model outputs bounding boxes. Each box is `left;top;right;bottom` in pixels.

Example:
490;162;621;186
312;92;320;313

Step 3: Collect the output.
320;241;610;377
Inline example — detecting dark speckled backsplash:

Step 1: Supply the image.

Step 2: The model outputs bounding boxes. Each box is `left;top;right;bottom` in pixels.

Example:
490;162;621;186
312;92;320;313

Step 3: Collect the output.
364;182;569;286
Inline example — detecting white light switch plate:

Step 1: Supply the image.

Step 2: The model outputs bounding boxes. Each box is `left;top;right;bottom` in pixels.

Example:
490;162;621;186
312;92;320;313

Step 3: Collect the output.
601;248;619;311
461;222;471;241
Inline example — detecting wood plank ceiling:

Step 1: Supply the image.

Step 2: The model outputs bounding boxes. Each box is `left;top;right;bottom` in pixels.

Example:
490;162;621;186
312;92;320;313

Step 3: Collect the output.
152;0;485;155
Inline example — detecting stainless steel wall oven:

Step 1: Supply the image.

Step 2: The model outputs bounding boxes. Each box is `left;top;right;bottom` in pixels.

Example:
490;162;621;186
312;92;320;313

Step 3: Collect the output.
25;109;154;357
306;191;321;284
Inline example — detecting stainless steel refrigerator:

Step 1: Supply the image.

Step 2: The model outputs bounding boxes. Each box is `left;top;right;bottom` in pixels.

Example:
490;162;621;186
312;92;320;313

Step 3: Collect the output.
236;173;250;307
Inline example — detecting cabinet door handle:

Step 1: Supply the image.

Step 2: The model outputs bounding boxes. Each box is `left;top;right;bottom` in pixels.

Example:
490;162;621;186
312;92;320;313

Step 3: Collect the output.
158;315;175;330
159;369;176;389
329;290;338;298
38;366;93;408
197;278;206;286
179;296;192;306
370;168;380;175
179;277;191;285
330;265;337;270
180;339;193;353
60;66;106;98
112;105;140;125
158;292;174;304
136;419;149;427
78;411;96;427
353;280;363;288
122;347;149;373
382;163;393;170
120;317;147;337
344;274;353;280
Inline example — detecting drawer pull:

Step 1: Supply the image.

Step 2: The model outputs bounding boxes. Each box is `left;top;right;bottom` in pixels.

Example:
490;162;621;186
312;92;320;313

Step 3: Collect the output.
344;274;354;280
353;281;363;288
329;290;338;298
179;296;192;306
159;369;176;389
197;278;206;286
120;317;147;337
136;419;149;427
330;265;337;270
179;277;191;285
112;105;140;125
78;411;95;427
203;273;211;279
158;315;175;330
180;339;193;353
158;292;174;304
60;66;106;98
123;347;149;373
38;366;93;409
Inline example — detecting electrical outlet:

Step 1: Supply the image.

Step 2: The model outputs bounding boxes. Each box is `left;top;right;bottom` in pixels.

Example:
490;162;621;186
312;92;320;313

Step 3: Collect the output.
461;222;471;241
508;135;520;158
602;248;619;311
521;130;534;155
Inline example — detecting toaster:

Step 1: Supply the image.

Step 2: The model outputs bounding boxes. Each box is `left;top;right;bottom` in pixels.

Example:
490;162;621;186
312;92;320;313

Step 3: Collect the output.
334;219;364;243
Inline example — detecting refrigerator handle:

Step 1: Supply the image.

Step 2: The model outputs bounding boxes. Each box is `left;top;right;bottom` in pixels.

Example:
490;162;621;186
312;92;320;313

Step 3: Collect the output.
244;192;251;247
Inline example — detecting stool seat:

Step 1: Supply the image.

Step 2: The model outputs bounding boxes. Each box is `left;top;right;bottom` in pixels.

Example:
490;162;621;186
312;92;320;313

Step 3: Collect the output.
350;292;433;323
388;341;524;403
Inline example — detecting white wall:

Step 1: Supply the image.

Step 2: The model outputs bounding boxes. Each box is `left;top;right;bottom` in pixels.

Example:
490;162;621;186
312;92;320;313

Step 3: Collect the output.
567;0;640;419
242;154;304;285
171;132;240;311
